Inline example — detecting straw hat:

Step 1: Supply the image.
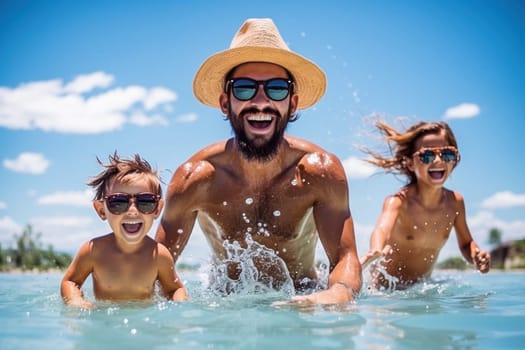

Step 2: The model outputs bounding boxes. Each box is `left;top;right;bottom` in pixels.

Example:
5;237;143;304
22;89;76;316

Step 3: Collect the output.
193;18;326;110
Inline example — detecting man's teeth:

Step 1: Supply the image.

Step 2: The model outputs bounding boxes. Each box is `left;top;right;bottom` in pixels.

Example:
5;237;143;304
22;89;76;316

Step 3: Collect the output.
248;115;272;121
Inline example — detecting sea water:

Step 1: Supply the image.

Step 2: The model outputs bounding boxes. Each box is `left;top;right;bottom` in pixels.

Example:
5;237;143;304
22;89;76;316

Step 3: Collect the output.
1;269;523;349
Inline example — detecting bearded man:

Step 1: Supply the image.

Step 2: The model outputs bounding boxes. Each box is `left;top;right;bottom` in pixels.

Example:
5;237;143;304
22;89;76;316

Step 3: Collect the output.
156;18;361;304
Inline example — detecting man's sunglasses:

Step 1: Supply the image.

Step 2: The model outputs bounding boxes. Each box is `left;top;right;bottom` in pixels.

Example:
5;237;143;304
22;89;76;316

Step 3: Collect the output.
413;147;460;164
226;78;294;101
103;193;160;215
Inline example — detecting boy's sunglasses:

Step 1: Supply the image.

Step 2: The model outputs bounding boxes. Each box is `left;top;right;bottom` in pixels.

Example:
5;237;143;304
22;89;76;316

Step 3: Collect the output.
103;193;160;215
413;147;460;164
226;78;294;101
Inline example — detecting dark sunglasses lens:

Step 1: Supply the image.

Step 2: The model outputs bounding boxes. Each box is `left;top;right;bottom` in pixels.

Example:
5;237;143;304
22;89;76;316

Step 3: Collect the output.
419;150;436;164
106;195;130;214
265;79;290;101
441;149;457;162
232;79;257;100
136;194;159;214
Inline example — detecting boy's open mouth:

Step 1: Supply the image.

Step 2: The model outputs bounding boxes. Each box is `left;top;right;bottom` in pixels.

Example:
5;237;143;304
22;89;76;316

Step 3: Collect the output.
122;222;142;234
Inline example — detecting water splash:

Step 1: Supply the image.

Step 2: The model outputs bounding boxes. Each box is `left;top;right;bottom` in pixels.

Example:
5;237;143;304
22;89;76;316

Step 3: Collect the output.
206;234;295;297
362;256;400;294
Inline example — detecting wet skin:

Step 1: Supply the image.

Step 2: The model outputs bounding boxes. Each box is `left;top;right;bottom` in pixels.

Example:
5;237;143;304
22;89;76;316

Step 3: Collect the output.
157;63;361;304
360;131;490;289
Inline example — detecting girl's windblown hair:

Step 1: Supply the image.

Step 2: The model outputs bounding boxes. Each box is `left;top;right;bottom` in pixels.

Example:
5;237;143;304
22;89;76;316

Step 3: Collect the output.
364;120;459;184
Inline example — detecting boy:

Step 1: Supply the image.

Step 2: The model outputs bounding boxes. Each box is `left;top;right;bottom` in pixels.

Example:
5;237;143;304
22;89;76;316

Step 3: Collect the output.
61;152;188;308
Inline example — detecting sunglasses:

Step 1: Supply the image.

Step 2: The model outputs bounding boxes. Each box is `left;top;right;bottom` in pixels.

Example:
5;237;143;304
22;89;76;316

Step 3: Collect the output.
413;147;460;164
103;192;160;215
226;78;294;101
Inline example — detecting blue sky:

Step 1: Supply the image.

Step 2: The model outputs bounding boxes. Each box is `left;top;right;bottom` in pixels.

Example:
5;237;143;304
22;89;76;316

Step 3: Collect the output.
1;0;524;265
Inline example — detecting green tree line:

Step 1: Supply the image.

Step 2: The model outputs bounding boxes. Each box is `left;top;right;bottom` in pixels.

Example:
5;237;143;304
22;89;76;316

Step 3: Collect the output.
0;224;72;272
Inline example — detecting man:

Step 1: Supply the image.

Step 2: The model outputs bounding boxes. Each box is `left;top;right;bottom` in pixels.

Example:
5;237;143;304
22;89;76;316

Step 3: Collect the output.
156;18;361;304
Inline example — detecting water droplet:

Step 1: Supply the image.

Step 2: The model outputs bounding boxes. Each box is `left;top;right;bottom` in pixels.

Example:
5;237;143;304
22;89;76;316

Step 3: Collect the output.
223;201;228;206
123;318;129;325
131;329;137;335
424;222;428;226
291;179;298;186
245;198;253;205
177;229;184;234
273;210;281;217
413;225;418;230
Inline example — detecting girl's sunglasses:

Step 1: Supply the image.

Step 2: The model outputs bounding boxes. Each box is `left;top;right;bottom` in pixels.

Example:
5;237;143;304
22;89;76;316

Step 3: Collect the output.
103;192;160;215
226;78;294;101
413;147;460;164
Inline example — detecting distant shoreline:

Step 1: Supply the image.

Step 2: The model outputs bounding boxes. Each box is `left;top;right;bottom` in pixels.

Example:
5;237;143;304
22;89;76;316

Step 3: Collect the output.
0;268;65;274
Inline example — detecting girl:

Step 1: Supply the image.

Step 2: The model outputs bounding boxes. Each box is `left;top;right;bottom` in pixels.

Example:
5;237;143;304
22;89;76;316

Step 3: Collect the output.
360;121;490;290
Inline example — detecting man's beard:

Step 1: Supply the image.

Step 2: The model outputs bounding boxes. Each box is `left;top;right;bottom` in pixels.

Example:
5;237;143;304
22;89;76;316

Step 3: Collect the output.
228;105;289;162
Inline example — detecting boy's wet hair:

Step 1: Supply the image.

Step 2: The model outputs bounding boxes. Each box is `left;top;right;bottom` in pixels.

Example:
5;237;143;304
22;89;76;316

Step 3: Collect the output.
365;121;459;184
87;151;162;200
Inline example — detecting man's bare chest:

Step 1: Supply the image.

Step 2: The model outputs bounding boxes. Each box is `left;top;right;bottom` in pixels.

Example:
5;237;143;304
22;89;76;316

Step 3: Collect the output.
198;178;317;240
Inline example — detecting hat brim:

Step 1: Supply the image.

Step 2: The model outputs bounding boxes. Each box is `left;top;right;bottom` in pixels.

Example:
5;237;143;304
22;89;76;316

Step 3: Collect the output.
193;46;326;110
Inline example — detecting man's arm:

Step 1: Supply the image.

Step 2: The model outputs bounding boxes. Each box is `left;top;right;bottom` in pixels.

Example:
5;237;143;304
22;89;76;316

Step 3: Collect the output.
292;153;362;304
155;160;204;260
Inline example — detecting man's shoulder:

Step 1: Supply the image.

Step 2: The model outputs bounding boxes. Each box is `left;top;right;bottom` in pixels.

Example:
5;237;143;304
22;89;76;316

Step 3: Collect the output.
285;137;345;182
175;140;229;174
186;139;230;162
286;135;327;153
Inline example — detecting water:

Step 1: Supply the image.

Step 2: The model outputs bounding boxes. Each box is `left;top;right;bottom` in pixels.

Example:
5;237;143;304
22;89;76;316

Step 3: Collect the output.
1;270;524;349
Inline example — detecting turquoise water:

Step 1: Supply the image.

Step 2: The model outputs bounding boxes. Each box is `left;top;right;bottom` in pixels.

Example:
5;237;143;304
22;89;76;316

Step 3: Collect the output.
1;270;523;349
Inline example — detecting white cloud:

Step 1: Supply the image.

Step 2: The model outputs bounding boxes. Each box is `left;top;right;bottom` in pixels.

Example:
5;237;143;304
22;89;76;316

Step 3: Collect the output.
3;152;50;174
342;156;376;179
0;72;177;134
468;210;525;243
481;191;525;209
144;87;177;110
129;112;169;126
30;215;104;253
0;216;23;242
0;201;6;209
37;189;93;207
175;113;198;123
64;71;114;94
443;102;480;119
